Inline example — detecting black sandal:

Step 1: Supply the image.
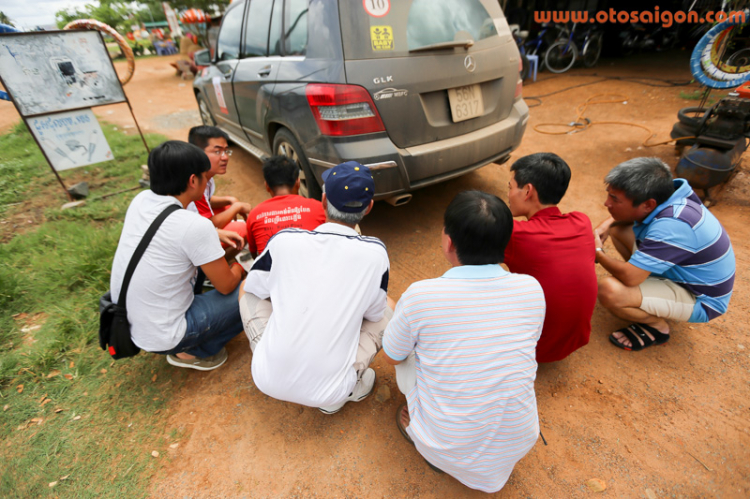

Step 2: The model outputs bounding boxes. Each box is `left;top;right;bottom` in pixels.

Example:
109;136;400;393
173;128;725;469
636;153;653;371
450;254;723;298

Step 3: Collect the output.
609;323;669;351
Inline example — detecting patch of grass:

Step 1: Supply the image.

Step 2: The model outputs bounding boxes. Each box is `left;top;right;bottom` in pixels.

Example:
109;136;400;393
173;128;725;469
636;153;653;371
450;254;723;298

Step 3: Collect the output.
679;89;716;104
0;122;184;497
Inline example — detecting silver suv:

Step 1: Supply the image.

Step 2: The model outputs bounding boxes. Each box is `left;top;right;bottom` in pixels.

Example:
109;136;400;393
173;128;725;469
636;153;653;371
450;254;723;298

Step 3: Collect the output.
193;0;528;204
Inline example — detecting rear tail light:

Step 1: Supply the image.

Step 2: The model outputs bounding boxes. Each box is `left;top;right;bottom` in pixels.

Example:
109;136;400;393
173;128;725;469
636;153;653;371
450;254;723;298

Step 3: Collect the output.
515;58;523;100
306;84;386;136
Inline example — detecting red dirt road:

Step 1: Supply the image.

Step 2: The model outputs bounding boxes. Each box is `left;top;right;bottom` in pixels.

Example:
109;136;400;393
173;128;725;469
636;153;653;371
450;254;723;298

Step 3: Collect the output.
2;53;748;498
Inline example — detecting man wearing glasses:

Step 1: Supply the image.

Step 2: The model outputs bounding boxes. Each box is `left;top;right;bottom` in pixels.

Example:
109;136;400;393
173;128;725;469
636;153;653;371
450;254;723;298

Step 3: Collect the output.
187;126;252;255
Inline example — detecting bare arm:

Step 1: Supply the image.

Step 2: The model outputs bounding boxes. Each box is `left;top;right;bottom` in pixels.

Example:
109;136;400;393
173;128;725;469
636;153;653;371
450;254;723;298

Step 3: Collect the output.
200;257;245;294
209;201;252;228
382;350;402;366
594;231;650;287
210;195;238;210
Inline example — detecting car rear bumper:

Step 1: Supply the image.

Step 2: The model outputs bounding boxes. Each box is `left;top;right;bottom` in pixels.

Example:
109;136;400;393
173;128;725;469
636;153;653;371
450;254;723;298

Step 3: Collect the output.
307;99;529;199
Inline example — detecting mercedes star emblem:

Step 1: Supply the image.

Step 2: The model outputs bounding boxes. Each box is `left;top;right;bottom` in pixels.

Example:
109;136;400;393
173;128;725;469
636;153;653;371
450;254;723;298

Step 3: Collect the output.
464;55;476;73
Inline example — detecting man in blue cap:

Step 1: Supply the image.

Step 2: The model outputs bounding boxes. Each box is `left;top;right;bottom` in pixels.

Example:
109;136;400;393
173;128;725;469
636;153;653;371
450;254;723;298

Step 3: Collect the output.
239;161;392;414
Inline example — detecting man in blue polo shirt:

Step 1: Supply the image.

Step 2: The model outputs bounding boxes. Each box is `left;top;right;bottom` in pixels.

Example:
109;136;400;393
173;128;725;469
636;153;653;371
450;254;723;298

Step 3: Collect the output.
595;157;735;351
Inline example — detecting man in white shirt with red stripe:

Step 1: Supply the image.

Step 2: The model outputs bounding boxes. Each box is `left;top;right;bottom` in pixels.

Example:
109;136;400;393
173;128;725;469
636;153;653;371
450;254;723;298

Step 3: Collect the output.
383;190;545;492
239;161;392;414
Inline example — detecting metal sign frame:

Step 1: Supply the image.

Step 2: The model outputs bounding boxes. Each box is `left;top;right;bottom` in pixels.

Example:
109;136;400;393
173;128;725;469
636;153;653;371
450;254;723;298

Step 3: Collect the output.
0;29;150;201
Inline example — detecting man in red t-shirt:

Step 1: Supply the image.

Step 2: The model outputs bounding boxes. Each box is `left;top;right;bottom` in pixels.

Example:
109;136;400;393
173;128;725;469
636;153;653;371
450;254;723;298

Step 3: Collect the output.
187;126;251;257
246;155;326;257
504;153;597;363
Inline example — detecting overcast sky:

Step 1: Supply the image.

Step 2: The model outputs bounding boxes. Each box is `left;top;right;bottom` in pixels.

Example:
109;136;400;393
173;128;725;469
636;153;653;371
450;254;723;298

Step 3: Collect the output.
2;0;105;30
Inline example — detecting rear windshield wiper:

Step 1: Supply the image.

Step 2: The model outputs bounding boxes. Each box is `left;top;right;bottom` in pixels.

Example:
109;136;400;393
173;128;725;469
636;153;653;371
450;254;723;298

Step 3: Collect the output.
409;39;474;53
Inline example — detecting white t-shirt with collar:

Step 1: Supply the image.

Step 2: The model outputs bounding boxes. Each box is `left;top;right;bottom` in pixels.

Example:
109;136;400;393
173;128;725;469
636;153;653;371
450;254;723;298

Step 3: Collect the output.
243;223;390;407
110;190;225;352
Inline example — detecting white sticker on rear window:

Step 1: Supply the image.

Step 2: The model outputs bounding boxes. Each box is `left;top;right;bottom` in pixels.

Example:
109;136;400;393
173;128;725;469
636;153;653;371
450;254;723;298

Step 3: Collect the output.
363;0;390;17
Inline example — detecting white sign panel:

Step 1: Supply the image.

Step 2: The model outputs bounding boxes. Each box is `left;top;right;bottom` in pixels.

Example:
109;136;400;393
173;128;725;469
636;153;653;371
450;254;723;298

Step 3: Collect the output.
28;109;114;171
0;31;126;116
163;2;184;38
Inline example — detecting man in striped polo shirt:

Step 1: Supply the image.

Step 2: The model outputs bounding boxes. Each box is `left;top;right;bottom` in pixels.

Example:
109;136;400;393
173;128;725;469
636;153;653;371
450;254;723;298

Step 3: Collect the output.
383;191;545;493
595;157;735;351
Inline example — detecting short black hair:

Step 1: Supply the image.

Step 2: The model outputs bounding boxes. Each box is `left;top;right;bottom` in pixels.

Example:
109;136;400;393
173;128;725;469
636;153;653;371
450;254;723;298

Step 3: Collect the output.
262;155;299;191
187;126;229;149
510;152;571;205
148;141;210;196
605;157;674;206
444;190;513;265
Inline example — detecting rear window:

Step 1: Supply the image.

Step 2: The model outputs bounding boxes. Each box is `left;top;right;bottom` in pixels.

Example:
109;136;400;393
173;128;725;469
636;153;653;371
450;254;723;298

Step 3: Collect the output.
339;0;502;60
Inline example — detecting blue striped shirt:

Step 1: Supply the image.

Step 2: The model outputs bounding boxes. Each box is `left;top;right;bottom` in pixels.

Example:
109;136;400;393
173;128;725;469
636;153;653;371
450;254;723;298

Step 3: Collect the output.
631;179;735;322
383;265;544;493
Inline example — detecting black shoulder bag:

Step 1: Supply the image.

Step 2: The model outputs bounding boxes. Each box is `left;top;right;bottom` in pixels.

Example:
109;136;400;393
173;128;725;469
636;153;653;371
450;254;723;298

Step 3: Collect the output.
99;204;181;359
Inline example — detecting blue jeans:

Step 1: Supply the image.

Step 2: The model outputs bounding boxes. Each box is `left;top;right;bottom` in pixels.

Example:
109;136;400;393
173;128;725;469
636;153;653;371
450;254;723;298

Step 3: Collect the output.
156;284;243;358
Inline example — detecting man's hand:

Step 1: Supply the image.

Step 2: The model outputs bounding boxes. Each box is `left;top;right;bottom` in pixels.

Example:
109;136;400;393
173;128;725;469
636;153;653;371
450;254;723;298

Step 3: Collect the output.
217;228;244;249
231;201;252;221
594;217;615;246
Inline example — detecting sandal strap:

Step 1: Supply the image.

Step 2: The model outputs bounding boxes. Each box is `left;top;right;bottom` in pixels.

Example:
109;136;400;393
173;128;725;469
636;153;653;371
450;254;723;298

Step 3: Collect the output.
617;325;649;351
635;322;670;343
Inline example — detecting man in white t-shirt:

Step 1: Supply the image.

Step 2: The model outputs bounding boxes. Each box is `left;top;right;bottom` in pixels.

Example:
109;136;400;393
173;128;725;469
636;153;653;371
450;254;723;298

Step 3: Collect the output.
239;161;392;413
110;141;247;371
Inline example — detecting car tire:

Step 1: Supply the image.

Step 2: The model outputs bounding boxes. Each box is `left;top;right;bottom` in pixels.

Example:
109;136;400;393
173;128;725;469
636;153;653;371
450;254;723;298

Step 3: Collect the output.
677;107;708;127
273;128;322;200
197;93;216;127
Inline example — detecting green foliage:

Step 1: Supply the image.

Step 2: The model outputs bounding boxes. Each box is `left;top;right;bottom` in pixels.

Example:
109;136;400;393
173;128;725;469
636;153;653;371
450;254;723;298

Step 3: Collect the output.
0;11;15;27
0;122;179;497
55;1;131;32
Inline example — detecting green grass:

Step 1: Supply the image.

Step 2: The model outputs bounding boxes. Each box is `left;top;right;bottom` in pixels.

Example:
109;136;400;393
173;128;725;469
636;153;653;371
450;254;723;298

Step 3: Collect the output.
0;122;185;497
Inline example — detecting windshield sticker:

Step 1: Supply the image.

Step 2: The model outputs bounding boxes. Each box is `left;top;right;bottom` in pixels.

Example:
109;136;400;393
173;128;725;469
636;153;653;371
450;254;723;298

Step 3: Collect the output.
212;76;229;115
374;87;408;101
370;26;394;51
363;0;390;18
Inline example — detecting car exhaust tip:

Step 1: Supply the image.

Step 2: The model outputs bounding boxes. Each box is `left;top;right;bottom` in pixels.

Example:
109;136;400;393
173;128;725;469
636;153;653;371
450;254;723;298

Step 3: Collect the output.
384;194;412;207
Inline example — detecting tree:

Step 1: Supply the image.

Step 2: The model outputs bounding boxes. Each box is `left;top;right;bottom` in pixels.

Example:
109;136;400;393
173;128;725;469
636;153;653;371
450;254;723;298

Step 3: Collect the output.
0;11;15;27
55;1;131;32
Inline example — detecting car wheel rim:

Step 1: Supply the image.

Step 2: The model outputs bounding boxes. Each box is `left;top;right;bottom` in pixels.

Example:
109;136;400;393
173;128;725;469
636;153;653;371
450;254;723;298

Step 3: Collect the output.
277;141;308;198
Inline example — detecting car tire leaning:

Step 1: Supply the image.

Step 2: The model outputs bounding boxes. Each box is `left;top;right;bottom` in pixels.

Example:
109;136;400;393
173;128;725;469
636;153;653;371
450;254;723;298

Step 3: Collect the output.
273;128;322;200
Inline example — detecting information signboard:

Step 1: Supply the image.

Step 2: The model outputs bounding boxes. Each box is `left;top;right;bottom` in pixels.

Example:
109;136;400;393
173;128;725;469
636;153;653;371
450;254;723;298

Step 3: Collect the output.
0;30;126;117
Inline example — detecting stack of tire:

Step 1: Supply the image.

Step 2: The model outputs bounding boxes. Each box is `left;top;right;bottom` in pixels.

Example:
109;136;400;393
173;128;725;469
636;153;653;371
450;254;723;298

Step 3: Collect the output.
671;106;711;147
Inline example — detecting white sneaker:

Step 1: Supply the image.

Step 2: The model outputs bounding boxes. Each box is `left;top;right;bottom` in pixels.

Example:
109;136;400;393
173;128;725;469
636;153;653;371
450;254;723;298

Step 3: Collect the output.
319;368;376;414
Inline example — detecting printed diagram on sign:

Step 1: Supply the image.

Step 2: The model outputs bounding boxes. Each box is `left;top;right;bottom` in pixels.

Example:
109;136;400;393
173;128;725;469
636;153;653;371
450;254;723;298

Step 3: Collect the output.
0;31;125;116
370;26;394;51
29;109;114;171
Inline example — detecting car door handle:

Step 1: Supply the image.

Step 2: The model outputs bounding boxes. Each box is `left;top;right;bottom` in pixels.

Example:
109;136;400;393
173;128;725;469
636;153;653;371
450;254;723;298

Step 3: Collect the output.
258;65;272;77
223;71;233;80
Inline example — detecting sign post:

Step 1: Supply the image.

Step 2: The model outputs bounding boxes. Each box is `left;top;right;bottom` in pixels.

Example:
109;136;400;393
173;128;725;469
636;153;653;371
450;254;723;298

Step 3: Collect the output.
0;30;148;200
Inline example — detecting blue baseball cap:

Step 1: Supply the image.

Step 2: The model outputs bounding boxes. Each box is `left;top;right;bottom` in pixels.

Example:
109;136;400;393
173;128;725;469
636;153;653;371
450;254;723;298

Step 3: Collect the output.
321;161;375;213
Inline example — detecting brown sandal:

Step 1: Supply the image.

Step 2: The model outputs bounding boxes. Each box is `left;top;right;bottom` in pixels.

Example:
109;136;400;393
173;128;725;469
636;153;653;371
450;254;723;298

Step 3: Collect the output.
395;403;413;444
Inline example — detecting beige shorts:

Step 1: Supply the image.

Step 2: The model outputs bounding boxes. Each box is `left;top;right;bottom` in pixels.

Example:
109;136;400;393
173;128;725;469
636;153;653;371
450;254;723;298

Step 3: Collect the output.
639;277;696;322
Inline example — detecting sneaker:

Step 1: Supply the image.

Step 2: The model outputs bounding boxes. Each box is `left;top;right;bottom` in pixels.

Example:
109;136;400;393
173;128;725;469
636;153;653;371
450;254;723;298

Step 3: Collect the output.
319;368;376;414
166;347;228;371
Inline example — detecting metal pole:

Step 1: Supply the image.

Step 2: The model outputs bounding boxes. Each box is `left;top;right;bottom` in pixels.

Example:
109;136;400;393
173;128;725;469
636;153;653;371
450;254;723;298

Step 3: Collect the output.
124;94;151;154
22;116;74;202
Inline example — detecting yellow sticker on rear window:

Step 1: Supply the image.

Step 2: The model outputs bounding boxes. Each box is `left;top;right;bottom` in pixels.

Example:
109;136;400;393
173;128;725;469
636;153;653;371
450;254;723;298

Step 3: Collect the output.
370;26;394;51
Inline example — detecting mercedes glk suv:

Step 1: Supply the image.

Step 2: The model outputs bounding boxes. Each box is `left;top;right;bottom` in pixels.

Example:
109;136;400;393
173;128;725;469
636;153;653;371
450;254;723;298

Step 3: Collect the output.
193;0;528;204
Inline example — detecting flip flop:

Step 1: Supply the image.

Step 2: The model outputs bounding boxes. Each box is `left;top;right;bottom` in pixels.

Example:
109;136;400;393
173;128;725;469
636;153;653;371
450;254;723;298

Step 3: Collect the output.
396;403;413;444
395;404;445;474
609;323;670;351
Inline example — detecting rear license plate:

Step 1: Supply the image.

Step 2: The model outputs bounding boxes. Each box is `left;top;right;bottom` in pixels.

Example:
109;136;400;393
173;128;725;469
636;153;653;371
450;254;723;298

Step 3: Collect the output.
447;84;484;123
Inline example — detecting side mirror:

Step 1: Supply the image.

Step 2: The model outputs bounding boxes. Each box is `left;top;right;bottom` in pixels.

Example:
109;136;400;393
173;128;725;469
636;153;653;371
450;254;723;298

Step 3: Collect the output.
194;49;212;66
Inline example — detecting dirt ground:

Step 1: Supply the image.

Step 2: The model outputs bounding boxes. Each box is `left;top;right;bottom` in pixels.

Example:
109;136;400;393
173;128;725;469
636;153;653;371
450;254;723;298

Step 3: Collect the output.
2;52;749;498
